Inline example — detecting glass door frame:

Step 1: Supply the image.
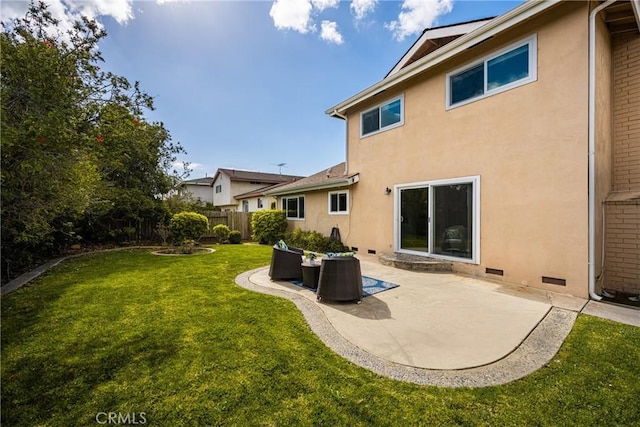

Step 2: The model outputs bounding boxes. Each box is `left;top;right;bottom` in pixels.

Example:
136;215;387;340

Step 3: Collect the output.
394;175;481;264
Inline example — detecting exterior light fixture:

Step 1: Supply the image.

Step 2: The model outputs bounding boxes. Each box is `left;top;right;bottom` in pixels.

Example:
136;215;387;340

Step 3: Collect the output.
385;187;392;195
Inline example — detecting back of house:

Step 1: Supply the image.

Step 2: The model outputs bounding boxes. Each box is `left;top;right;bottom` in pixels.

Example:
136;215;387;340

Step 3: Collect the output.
310;0;639;299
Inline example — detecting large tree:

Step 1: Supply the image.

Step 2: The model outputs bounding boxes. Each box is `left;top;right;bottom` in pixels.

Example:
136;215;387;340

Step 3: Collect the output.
1;2;185;282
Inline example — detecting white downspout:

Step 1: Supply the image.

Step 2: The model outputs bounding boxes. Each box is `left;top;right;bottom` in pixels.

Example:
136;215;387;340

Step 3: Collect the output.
332;109;349;175
588;0;616;301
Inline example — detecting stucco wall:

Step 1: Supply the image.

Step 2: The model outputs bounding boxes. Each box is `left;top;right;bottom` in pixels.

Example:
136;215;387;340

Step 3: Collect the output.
285;190;352;242
235;196;277;212
213;174;231;207
343;2;592;297
184;185;214;204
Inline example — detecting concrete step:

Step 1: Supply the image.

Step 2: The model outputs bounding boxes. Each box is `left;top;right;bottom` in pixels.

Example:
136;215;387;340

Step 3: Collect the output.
379;252;453;272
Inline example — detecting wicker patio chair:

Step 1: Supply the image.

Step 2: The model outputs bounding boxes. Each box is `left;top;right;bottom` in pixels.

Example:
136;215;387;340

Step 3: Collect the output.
317;256;363;304
268;245;304;281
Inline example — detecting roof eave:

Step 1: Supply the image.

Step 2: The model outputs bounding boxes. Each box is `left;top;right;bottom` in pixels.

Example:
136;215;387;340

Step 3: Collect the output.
266;174;359;196
325;0;561;116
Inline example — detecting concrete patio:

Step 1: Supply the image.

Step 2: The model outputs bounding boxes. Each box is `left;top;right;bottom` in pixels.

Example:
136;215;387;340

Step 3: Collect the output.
236;254;639;387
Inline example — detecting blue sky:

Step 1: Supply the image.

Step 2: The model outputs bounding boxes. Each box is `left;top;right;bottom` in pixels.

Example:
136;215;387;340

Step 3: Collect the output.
2;0;523;177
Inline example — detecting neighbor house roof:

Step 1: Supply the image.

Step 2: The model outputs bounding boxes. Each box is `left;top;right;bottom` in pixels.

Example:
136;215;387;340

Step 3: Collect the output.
180;177;214;187
234;181;293;200
265;162;359;196
211;168;303;186
326;0;562;116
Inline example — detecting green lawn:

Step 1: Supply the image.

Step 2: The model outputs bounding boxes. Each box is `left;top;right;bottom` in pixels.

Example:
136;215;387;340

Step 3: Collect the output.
2;245;639;426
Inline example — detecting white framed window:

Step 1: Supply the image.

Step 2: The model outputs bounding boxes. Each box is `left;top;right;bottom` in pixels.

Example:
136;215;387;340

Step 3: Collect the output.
257;198;263;209
215;184;222;193
361;94;404;137
242;200;249;212
328;190;349;214
281;195;305;220
446;35;537;109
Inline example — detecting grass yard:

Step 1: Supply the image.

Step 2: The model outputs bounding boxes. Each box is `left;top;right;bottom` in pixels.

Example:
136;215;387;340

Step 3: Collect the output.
2;245;639;426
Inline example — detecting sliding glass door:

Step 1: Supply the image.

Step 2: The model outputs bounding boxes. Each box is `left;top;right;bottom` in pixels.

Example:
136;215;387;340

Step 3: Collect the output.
396;177;478;262
399;187;429;253
433;183;473;259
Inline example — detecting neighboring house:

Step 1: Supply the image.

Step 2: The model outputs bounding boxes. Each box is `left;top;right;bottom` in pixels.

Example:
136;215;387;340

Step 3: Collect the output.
179;176;214;205
265;162;359;234
211;168;303;212
285;0;639;300
234;186;279;213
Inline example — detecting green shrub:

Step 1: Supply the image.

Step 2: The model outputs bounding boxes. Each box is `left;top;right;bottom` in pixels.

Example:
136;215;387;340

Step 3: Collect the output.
228;230;242;244
179;239;196;254
211;224;231;243
284;229;349;253
251;210;287;245
169;211;209;244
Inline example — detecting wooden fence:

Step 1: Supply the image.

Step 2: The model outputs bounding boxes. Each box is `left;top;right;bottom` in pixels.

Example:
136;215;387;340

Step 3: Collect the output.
118;211;253;243
203;211;253;240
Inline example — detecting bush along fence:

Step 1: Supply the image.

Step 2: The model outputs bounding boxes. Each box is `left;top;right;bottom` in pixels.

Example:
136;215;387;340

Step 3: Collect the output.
109;212;253;244
202;211;253;241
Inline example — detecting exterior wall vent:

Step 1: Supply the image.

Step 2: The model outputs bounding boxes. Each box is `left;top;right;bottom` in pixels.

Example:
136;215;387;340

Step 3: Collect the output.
486;268;504;276
542;276;566;286
368;249;377;254
351;247;359;252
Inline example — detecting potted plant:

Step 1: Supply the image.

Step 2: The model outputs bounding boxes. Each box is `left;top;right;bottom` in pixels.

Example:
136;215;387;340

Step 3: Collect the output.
305;251;317;265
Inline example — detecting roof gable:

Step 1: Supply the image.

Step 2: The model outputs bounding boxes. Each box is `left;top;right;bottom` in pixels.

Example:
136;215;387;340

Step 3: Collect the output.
386;17;494;78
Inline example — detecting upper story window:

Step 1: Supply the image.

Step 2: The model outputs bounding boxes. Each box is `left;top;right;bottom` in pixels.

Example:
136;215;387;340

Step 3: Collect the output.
328;190;349;214
361;95;404;137
215;184;222;193
446;35;537;109
282;195;305;220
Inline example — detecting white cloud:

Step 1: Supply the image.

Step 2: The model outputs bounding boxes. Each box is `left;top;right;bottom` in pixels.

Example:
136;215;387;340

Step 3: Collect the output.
351;0;377;21
75;0;134;25
312;0;339;12
269;0;315;34
0;0;134;43
0;2;30;22
156;0;190;4
385;0;453;41
320;20;343;45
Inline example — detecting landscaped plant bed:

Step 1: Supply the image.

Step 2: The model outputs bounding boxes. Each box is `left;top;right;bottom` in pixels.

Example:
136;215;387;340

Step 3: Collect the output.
151;247;215;256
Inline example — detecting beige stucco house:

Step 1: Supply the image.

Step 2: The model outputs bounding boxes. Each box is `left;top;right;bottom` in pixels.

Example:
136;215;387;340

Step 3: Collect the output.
277;0;640;300
265;162;359;232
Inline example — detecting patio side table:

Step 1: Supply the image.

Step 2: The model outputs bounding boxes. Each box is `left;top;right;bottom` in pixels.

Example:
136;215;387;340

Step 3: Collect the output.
301;262;321;289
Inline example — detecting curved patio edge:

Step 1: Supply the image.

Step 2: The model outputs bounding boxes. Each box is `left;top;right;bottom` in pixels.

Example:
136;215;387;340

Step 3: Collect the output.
235;267;577;388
